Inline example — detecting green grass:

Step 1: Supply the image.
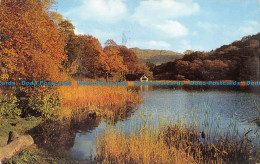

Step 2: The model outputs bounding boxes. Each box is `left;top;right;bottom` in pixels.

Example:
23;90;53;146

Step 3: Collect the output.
0;116;41;147
7;145;82;164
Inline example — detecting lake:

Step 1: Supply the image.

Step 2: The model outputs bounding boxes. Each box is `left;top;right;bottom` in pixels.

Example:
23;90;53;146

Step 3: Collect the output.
30;85;260;162
68;86;260;162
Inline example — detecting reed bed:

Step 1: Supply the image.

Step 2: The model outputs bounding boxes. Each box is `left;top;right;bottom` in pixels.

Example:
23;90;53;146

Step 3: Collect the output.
96;126;196;164
55;79;141;119
95;114;256;164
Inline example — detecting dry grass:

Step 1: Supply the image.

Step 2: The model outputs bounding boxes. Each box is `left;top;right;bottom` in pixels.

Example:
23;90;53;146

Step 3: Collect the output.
95;123;253;164
162;125;252;163
55;79;141;119
96;126;195;164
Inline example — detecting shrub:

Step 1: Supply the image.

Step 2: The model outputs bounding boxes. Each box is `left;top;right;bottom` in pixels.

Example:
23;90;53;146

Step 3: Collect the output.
0;93;21;118
27;91;61;119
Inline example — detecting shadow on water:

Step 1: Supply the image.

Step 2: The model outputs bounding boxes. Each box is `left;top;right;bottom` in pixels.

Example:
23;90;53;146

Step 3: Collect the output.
27;116;102;157
26;104;137;162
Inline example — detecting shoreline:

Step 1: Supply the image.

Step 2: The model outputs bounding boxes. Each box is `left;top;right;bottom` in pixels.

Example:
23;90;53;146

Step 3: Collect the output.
128;80;260;86
1;82;259;163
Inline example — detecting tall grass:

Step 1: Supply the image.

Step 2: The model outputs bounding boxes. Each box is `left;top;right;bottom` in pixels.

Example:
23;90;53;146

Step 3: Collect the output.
95;111;257;164
56;79;141;119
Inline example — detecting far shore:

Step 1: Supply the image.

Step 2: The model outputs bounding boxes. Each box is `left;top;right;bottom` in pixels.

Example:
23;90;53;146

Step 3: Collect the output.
127;80;259;86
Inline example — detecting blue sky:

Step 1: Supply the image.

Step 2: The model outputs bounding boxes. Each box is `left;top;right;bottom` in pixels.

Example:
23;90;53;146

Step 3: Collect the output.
55;0;260;53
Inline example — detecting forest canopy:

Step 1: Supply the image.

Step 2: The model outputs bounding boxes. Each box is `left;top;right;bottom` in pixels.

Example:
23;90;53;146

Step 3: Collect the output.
1;0;259;83
0;0;151;83
150;33;260;81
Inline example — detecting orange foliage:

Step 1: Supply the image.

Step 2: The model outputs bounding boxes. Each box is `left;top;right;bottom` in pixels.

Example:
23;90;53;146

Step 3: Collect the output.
104;45;128;78
0;0;66;81
76;35;109;78
118;46;142;74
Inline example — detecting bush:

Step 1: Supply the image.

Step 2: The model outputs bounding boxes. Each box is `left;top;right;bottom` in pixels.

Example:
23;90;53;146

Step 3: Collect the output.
0;93;21;118
27;92;61;119
13;87;61;119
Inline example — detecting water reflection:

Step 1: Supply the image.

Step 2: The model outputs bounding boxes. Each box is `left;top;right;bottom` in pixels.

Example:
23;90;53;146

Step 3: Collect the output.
28;116;102;159
27;105;137;162
28;85;260;162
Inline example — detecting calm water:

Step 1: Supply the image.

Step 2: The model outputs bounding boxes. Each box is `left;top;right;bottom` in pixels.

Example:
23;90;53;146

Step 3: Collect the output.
30;86;260;162
68;86;260;162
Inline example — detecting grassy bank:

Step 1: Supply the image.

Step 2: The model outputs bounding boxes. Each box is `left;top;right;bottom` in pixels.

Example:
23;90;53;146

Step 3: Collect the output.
0;79;141;120
96;118;258;164
6;145;83;164
0;79;141;163
56;79;141;119
0;117;41;147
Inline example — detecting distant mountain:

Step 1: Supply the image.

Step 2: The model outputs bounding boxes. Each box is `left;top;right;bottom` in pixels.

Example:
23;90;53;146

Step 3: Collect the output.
130;48;183;65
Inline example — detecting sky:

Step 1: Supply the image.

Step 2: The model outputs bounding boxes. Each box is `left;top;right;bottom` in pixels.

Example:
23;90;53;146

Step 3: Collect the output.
55;0;260;53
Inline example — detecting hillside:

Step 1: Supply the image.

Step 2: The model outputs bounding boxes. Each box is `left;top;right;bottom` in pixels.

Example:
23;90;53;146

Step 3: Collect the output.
130;48;183;65
151;32;260;80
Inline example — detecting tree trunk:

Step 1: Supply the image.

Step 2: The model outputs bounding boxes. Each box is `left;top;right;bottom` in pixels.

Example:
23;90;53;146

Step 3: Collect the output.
0;131;34;163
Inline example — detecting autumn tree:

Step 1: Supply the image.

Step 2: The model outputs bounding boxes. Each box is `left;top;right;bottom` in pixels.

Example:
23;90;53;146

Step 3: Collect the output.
0;0;66;81
175;60;190;77
184;50;193;55
146;62;156;72
49;11;64;25
74;35;109;78
201;60;228;80
118;46;141;74
188;60;203;80
58;20;80;75
151;33;260;80
119;47;153;79
104;40;153;80
104;41;128;80
104;39;118;47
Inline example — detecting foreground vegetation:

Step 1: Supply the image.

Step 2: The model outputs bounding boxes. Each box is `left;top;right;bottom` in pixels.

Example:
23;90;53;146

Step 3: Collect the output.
0;0;144;144
0;80;141;163
96;119;258;164
0;78;141;124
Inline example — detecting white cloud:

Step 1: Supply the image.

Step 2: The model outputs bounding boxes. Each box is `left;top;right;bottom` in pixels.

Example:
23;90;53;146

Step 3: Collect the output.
131;0;199;38
155;20;188;37
132;0;199;25
128;40;171;50
65;0;128;23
